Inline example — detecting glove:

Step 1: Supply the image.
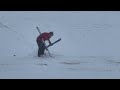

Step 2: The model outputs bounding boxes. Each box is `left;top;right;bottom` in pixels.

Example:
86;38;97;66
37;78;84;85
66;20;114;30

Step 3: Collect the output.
50;43;53;46
46;48;48;51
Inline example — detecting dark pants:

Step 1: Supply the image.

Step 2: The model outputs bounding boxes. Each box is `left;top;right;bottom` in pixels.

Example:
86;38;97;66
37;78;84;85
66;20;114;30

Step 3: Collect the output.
37;41;46;57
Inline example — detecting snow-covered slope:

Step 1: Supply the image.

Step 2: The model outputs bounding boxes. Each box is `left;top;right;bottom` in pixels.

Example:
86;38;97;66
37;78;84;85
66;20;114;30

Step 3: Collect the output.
0;11;120;79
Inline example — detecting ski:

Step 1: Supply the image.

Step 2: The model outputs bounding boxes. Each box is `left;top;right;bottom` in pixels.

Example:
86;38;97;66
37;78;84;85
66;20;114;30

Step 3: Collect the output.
46;38;61;48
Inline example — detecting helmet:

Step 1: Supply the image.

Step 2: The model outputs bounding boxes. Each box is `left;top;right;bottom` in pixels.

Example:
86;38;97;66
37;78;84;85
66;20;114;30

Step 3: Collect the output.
49;32;54;36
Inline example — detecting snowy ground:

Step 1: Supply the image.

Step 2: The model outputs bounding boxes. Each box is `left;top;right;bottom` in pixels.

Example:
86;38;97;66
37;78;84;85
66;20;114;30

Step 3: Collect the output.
0;11;120;79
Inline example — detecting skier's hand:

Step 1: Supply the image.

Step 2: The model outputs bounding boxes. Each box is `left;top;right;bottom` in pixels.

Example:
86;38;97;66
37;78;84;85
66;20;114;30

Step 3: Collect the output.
50;43;53;46
46;48;48;51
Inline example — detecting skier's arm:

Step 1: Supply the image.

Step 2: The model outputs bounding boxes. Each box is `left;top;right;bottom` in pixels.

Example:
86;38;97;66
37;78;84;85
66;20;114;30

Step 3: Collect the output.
48;39;51;45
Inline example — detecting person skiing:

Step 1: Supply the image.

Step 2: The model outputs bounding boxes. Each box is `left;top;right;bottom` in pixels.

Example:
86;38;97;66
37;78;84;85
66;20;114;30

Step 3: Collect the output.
36;32;54;57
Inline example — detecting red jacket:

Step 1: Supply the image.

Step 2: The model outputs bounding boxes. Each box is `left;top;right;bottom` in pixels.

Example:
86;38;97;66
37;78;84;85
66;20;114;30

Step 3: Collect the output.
36;32;51;43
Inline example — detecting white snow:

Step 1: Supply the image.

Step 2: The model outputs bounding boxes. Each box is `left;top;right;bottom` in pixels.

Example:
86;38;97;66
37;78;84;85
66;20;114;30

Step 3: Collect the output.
0;11;120;79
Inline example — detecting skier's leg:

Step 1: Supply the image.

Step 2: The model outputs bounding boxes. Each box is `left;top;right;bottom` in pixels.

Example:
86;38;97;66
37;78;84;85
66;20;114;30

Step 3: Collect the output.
38;41;43;57
38;48;40;57
41;42;46;55
38;47;43;57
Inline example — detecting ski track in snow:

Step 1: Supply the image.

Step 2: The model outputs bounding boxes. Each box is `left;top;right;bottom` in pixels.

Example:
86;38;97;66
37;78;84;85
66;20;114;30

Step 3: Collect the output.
12;54;120;72
1;51;120;78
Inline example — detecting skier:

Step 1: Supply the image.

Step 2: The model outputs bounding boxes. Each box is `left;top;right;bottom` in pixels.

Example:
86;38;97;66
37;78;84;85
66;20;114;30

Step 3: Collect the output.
36;32;54;57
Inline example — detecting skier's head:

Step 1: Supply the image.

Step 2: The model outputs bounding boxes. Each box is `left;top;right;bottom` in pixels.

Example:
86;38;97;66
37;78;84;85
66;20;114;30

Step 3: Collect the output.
49;32;54;37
